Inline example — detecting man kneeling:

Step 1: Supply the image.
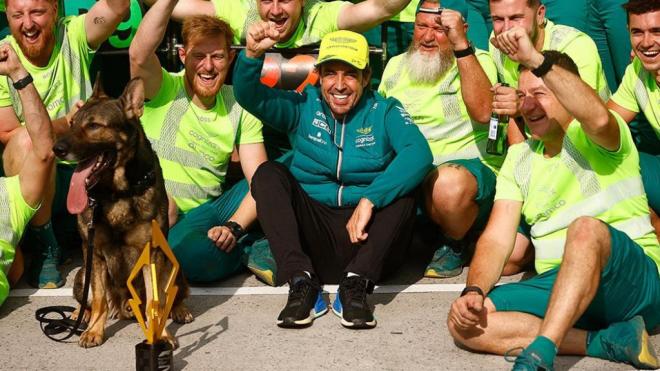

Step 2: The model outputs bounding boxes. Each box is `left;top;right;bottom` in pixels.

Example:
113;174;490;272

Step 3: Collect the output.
447;27;660;370
234;26;433;329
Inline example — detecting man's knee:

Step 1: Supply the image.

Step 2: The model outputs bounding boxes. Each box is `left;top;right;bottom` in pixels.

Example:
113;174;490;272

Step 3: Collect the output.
426;164;477;212
567;216;610;245
251;161;289;195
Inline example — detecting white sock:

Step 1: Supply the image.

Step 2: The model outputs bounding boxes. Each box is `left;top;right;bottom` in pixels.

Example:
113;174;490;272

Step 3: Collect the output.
346;272;360;278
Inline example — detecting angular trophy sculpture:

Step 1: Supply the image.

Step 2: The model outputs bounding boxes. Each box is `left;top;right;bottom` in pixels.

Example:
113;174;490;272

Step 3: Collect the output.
127;221;179;371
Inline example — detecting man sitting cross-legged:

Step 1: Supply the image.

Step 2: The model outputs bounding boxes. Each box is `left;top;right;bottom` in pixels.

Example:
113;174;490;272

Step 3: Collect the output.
447;26;660;370
234;24;433;329
0;43;54;306
130;0;267;283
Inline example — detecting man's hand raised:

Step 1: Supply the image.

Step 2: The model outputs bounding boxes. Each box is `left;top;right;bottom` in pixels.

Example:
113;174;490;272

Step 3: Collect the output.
448;292;486;329
437;9;469;51
0;44;28;82
246;21;283;59
490;26;544;69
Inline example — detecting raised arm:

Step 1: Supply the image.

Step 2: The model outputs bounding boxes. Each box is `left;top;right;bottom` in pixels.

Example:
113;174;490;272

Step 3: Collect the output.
0;45;54;207
84;0;131;50
337;0;412;32
130;0;178;100
439;9;493;124
142;0;215;21
493;27;620;151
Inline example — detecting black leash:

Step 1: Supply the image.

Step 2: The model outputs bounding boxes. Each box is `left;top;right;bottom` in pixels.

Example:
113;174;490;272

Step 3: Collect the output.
35;197;98;342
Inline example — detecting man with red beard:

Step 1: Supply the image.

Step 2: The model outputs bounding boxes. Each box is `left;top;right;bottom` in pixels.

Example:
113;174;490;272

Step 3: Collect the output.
144;0;415;48
379;1;498;278
0;0;129;289
130;0;267;283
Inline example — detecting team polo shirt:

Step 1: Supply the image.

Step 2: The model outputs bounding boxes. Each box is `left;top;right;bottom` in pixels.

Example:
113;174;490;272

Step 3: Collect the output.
0;15;93;122
611;57;660;140
378;49;504;172
211;0;347;47
489;20;610;100
390;2;417;22
0;176;38;305
141;70;263;213
495;113;659;274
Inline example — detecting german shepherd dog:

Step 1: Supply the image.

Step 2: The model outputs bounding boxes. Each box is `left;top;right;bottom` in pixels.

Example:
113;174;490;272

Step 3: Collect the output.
53;78;193;348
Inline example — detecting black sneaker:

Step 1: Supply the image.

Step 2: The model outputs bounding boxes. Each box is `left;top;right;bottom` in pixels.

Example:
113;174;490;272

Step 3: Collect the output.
332;275;376;329
277;273;328;328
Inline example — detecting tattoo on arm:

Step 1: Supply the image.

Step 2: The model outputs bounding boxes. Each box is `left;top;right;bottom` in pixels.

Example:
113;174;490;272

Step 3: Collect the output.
93;17;106;25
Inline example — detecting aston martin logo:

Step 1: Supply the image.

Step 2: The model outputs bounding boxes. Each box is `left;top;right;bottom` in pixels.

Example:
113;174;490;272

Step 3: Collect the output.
356;126;372;135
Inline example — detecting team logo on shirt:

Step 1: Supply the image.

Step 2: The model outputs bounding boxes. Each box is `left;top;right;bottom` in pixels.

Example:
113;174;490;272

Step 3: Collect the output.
355;134;375;148
312;118;331;134
356;126;372;135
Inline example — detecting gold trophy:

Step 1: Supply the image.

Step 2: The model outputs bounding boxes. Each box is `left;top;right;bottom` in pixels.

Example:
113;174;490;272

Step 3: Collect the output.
127;221;179;371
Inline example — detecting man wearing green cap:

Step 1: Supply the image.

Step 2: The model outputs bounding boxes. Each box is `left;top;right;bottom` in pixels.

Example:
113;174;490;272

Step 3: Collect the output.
379;0;499;279
145;0;415;48
233;23;433;329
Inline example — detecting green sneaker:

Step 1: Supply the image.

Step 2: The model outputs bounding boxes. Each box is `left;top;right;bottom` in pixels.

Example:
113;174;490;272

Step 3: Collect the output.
27;244;64;289
511;350;554;371
593;316;659;369
244;238;277;286
424;243;467;278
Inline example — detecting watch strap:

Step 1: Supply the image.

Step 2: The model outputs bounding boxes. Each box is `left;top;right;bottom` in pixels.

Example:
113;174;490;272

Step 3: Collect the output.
454;43;475;58
532;52;555;77
460;285;485;297
12;73;33;90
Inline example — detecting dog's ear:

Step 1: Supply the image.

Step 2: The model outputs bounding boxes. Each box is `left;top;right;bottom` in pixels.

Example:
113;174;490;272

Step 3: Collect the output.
91;73;109;100
120;78;145;120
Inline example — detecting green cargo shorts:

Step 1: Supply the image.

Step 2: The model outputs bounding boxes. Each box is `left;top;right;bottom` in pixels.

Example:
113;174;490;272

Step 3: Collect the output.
443;158;497;231
489;224;660;331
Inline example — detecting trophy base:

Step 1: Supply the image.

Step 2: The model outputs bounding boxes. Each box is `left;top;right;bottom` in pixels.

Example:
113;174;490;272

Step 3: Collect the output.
135;340;174;371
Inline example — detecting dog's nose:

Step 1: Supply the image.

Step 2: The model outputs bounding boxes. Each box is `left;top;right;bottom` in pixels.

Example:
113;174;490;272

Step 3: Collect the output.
52;141;69;158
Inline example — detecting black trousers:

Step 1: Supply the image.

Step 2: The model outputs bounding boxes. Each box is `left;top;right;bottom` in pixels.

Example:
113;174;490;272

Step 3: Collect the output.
251;161;415;285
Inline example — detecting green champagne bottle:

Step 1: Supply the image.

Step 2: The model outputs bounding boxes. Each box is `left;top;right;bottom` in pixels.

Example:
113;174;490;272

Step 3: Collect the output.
486;83;509;156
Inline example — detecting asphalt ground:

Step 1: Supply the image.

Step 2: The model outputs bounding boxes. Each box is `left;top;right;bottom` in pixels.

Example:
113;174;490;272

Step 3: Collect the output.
1;245;658;370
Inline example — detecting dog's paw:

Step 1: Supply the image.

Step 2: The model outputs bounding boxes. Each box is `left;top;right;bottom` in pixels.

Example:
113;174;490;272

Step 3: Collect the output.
162;332;179;350
78;330;105;348
170;304;194;324
71;308;91;324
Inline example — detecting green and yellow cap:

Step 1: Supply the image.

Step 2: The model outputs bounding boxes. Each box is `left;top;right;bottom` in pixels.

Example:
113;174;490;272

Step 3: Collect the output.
315;30;369;70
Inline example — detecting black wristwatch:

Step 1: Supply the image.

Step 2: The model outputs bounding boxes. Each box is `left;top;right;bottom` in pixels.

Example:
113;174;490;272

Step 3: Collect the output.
460;285;485;297
12;73;33;90
454;43;475;59
223;221;246;240
532;51;556;77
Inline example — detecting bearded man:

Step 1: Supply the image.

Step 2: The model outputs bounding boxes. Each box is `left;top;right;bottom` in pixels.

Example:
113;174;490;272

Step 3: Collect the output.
378;0;499;278
0;0;130;288
129;0;267;283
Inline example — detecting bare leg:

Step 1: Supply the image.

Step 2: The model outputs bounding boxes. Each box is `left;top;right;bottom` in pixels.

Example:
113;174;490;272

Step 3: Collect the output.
447;299;587;356
424;164;479;240
538;217;610;347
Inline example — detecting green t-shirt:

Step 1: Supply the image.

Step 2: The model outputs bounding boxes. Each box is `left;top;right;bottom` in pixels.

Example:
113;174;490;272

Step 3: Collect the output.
0;176;38;276
141;70;263;213
378;49;503;172
495;113;659;274
489;20;610;101
0;15;93;122
611;57;660;141
211;0;347;47
390;1;417;22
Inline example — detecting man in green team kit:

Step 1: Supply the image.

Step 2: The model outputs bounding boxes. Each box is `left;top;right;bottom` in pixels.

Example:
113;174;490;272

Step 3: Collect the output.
144;0;415;48
447;24;660;370
607;0;660;236
379;0;500;278
0;0;130;288
130;0;268;283
0;43;55;305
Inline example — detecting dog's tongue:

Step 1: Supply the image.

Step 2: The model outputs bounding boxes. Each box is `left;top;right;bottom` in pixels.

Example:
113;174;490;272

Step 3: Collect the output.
67;160;95;214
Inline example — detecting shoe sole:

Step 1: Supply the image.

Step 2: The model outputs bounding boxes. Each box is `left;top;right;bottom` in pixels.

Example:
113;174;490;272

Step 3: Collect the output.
277;307;328;328
424;266;463;278
331;300;376;329
631;316;659;369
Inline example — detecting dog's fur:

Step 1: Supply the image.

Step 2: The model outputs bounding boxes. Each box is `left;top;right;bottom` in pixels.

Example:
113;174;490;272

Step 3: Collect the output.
53;78;193;348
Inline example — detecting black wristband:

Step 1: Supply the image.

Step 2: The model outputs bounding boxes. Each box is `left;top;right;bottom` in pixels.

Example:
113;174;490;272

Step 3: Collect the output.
453;43;475;59
460;285;485;297
12;73;33;90
531;52;555;77
223;220;246;240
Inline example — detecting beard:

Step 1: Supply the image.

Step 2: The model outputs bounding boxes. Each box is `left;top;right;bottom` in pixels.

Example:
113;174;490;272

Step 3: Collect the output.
11;20;56;63
185;71;223;100
405;45;455;85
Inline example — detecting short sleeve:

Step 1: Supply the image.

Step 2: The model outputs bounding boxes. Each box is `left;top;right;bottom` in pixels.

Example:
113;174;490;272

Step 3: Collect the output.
494;146;524;202
611;62;641;114
309;1;349;35
146;69;178;107
236;109;264;145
